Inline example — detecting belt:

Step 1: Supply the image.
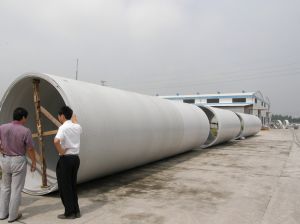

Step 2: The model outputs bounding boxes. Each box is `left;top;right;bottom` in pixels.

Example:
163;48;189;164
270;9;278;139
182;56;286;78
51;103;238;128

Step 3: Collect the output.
2;154;24;157
60;154;79;157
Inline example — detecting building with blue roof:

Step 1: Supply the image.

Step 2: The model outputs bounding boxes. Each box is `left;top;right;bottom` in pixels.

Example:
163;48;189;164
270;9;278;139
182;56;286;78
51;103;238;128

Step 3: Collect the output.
159;91;271;127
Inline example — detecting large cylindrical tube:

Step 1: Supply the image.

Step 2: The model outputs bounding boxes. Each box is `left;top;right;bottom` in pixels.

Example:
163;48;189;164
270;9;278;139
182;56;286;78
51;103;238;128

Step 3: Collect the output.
235;112;262;138
275;120;283;129
198;106;241;148
283;120;290;129
0;73;210;195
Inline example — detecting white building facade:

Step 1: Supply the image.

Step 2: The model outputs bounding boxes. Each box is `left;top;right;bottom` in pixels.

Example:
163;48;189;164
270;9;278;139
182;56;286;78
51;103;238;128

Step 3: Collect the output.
159;91;271;127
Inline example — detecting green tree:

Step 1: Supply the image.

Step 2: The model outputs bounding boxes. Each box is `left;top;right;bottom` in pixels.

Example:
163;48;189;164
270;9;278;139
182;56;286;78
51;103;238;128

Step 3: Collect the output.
272;114;300;123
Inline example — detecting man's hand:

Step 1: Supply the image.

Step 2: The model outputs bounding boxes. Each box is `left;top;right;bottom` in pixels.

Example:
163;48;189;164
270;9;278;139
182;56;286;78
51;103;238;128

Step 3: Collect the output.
71;114;78;124
31;162;36;172
27;147;37;172
54;138;66;155
0;142;5;154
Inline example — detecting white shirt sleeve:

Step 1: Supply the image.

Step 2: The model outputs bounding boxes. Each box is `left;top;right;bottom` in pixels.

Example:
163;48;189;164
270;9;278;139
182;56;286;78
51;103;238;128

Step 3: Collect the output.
55;126;64;140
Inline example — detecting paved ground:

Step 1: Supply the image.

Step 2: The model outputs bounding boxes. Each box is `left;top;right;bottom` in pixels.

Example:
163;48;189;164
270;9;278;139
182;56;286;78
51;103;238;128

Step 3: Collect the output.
1;128;300;224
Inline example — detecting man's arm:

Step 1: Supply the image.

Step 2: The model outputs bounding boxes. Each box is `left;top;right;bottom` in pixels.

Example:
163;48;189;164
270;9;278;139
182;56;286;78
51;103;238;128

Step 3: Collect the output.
0;129;3;153
72;114;82;134
0;141;4;154
27;147;36;172
25;130;36;172
54;138;65;155
71;114;78;124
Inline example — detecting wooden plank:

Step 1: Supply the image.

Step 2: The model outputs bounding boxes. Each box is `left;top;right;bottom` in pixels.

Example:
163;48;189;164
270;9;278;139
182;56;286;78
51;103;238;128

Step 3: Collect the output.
34;151;42;165
40;106;61;128
33;79;48;187
32;130;58;138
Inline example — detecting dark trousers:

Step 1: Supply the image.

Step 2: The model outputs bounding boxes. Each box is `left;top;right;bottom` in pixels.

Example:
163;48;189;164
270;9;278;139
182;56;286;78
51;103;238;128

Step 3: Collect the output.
56;155;80;216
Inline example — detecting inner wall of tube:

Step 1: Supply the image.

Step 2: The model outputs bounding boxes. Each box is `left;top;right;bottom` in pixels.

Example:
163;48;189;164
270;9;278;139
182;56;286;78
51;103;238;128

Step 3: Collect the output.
236;113;244;138
199;107;218;145
0;77;65;195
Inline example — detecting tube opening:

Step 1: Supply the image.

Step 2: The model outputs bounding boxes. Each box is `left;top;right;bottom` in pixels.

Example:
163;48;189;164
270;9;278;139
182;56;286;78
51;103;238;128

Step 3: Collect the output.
0;76;65;195
199;106;218;146
235;113;244;138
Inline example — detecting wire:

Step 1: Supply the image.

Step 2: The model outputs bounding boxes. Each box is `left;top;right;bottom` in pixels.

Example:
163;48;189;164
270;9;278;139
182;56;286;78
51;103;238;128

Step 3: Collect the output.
107;64;299;90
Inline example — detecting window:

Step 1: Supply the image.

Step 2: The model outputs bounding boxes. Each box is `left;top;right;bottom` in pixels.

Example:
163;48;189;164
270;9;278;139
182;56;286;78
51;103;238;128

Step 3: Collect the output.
183;99;195;104
207;98;219;103
232;98;246;103
255;98;257;103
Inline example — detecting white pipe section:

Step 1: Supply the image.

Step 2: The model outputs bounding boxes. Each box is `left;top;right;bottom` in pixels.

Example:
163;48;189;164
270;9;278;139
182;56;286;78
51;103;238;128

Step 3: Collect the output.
235;112;262;138
275;120;284;129
198;106;241;148
0;73;210;195
170;102;210;149
283;120;290;129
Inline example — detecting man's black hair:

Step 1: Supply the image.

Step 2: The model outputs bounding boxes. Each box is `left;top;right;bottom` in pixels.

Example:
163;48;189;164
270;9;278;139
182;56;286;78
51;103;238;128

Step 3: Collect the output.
13;107;28;121
58;106;73;120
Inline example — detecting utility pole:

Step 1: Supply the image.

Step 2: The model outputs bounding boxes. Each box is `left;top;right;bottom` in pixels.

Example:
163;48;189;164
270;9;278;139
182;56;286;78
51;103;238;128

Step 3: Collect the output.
75;58;79;80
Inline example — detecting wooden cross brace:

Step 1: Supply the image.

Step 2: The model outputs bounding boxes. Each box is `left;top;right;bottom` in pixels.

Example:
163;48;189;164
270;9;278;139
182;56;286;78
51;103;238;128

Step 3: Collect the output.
32;79;61;188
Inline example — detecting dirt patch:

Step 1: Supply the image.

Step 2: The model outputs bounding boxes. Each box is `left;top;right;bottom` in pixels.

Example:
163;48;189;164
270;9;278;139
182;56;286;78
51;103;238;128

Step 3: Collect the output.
122;212;165;224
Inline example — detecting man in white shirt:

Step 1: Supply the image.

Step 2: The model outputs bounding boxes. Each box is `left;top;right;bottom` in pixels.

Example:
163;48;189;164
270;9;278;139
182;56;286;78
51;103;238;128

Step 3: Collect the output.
54;106;82;219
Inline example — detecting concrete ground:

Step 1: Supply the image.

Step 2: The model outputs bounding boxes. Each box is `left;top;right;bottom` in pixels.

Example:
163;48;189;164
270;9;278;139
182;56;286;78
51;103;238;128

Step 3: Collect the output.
1;129;300;224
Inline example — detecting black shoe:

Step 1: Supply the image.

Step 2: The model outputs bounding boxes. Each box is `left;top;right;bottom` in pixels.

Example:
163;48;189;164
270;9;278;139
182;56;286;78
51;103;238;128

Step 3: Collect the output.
57;214;76;219
0;214;8;220
75;212;81;218
8;213;22;223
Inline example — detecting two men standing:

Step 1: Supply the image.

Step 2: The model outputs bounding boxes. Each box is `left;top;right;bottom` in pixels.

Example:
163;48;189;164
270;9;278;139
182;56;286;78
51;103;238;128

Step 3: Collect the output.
0;106;82;222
